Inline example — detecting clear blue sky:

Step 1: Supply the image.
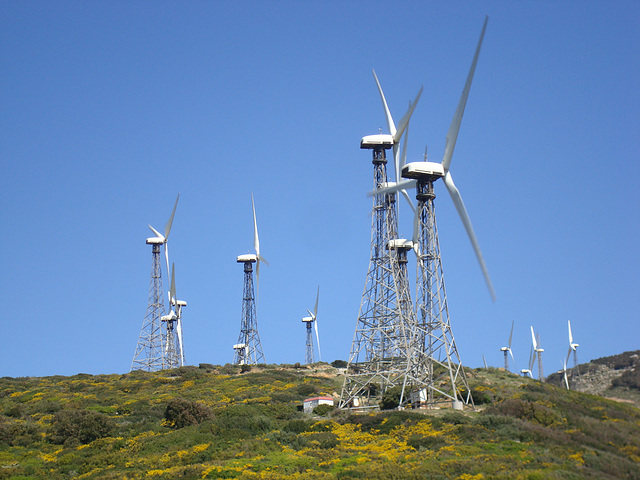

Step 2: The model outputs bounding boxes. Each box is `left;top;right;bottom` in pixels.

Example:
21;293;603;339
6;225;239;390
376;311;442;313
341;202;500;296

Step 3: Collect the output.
2;1;638;378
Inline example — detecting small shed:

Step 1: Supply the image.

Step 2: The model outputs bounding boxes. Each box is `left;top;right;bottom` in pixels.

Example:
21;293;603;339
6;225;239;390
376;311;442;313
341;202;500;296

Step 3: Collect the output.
303;396;334;413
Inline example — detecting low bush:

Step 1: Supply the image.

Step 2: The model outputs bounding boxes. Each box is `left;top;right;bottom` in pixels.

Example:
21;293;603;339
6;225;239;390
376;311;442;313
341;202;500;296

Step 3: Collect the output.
48;408;116;445
164;398;212;429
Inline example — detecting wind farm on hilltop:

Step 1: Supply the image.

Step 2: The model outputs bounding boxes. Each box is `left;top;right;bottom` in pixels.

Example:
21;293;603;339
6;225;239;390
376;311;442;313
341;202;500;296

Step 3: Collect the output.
123;17;595;408
2;3;638;390
2;4;640;478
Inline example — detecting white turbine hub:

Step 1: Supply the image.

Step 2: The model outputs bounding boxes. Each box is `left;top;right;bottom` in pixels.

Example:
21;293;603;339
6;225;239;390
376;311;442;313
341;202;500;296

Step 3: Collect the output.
402;161;445;180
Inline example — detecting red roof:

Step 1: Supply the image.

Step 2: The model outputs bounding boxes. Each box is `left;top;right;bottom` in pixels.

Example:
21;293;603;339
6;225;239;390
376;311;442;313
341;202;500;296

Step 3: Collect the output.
303;396;334;402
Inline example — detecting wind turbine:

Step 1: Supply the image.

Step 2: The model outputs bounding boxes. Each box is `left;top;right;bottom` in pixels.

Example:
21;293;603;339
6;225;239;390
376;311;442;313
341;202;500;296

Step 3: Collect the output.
302;286;321;364
131;194;179;372
160;263;181;369
520;345;535;378
363;16;492;410
340;75;422;410
234;193;267;365
172;265;187;367
531;326;544;380
500;320;515;371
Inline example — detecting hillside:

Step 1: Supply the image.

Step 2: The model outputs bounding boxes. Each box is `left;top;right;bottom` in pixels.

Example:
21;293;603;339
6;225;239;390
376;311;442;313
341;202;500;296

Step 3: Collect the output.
1;362;639;479
546;350;640;408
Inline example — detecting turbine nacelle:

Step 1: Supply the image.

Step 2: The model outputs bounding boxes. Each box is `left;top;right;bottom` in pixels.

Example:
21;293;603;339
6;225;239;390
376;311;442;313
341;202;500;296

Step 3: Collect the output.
146;237;165;245
237;254;258;263
402;161;445;180
570;343;579;350
361;134;394;149
387;238;414;251
302;316;314;323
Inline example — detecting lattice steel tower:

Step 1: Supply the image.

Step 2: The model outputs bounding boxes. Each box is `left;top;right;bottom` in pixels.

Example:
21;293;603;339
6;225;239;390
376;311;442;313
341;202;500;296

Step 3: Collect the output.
131;241;165;371
340;142;415;408
406;165;473;409
302;287;320;364
234;256;265;365
131;194;179;372
340;71;423;409
233;194;267;365
303;318;315;364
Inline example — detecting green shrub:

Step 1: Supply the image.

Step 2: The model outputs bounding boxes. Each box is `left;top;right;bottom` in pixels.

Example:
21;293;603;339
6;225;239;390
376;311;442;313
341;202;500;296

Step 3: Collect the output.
164;398;212;429
312;404;335;416
48;408;116;445
380;385;403;410
331;360;348;368
485;398;561;427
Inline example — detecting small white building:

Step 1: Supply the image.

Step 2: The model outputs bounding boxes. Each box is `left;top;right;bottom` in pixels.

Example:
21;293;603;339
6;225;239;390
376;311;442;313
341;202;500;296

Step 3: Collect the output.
303;396;334;413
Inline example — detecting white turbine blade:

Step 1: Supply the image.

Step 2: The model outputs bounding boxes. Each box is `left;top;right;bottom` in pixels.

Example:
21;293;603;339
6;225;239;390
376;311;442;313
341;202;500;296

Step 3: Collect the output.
443;171;496;301
398;114;415;212
441;16;488;173
394;86;423;144
566;347;573;367
169;263;176;308
372;69;396;137
368;179;416;197
401;189;416;213
177;318;185;366
314;318;321;361
568;320;573;345
482;354;487;369
164;243;170;286
509;348;515;362
306;309;315;319
531;326;537;350
251;193;259;256
508;320;514;348
528;345;535;371
398;112;410;183
148;224;164;240
164;193;180;240
313;286;319;318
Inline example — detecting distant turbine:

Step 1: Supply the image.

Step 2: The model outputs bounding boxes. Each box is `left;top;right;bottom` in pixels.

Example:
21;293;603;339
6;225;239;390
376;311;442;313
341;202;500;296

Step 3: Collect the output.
520;345;535;378
160;264;181;369
531;326;544;380
500;320;515;371
302;286;320;364
234;193;267;366
566;320;579;382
